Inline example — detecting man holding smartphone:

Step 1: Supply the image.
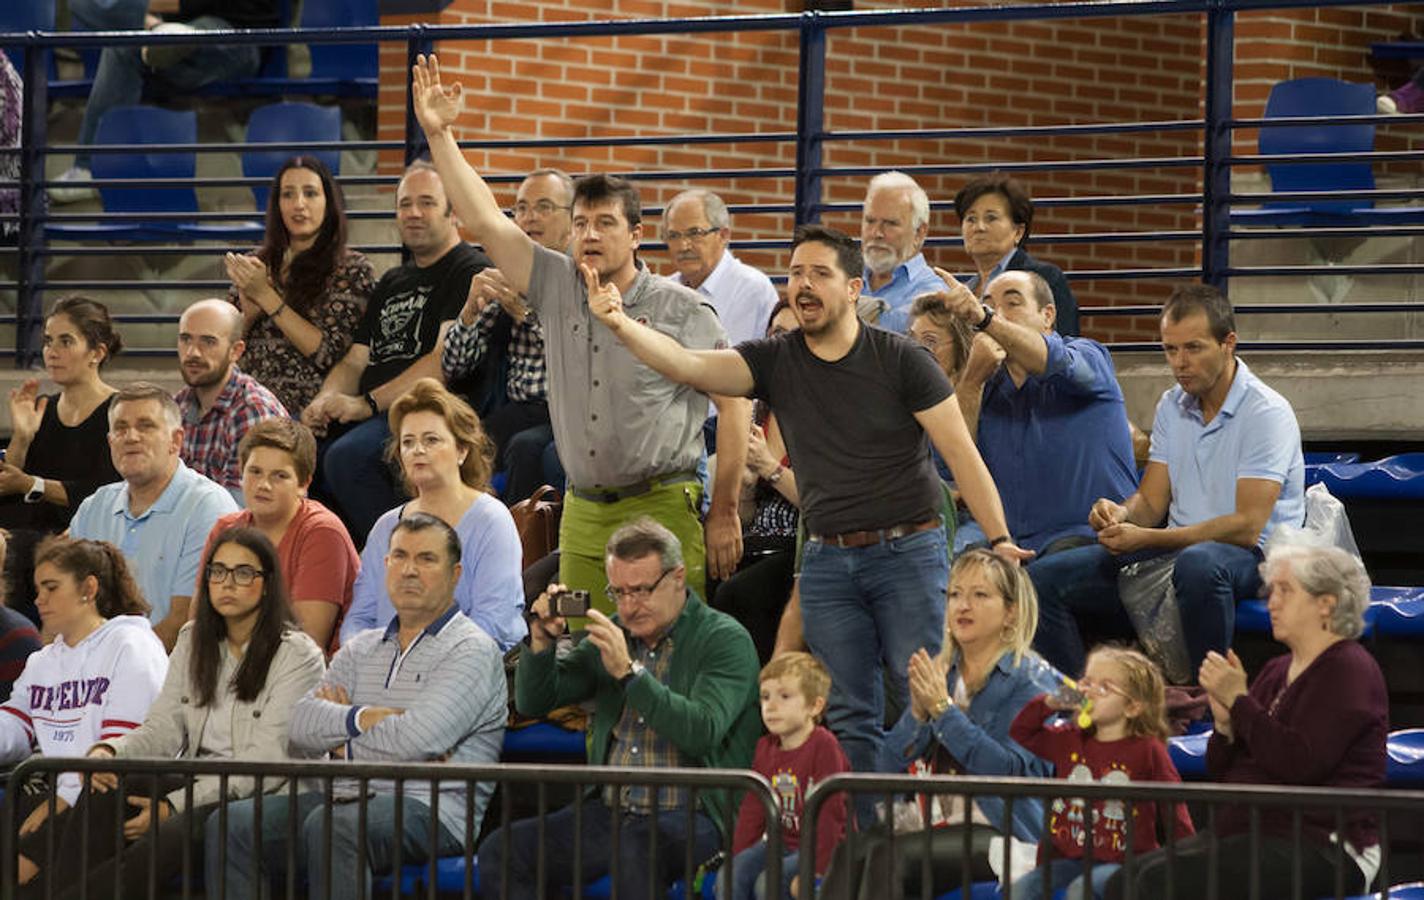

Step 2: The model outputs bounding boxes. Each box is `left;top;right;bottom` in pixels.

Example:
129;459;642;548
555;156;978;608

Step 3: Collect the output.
480;516;760;900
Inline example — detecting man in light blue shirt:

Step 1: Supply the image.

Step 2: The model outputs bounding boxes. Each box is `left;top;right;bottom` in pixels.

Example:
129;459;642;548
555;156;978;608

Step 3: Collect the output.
1028;285;1304;678
68;382;237;651
861;171;946;333
664;189;780;345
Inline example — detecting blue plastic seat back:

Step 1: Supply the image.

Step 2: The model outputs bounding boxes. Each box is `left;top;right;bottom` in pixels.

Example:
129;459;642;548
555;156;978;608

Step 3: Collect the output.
243;102;342;210
91;105;197;215
302;0;379;81
1260;77;1376;214
0;0;58;80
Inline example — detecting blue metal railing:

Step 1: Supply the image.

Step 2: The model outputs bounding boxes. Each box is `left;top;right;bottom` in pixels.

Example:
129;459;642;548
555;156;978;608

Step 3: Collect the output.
2;1;1423;364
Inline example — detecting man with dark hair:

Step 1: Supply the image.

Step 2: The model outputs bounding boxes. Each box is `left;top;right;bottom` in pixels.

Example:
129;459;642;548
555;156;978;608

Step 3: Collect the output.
174;299;287;500
1028;283;1305;679
302;161;490;541
442;168;571;503
414;57;751;607
574;218;1029;820
480;516;760;900
211;512;506;899
936;268;1137;556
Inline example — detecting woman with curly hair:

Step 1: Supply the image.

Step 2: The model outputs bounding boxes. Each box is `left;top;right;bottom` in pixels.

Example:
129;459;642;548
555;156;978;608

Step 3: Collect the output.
224;155;374;415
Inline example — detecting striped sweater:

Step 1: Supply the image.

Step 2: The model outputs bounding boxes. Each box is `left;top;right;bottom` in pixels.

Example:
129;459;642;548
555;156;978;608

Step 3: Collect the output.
290;605;507;842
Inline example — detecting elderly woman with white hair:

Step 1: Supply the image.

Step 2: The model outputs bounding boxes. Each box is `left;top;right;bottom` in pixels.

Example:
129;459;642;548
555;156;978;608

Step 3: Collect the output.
1106;544;1388;900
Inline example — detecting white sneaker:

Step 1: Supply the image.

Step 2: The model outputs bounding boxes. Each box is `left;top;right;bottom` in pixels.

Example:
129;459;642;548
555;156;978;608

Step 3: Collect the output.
1377;94;1399;115
49;167;96;204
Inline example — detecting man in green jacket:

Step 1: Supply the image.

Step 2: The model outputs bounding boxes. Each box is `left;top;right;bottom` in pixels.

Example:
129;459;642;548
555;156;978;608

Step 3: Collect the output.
479;516;760;899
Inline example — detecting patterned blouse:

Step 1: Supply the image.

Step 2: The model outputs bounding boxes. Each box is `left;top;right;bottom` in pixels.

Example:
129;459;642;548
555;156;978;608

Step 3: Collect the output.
230;248;375;415
1;56;23;243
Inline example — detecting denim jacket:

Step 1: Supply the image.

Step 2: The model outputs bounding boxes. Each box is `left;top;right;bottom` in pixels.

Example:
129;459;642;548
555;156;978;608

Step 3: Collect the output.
881;649;1061;841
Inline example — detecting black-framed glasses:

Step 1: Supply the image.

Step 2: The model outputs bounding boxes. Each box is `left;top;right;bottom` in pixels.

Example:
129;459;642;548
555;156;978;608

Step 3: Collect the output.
605;568;674;604
206;563;266;586
664;226;720;243
513;200;570;217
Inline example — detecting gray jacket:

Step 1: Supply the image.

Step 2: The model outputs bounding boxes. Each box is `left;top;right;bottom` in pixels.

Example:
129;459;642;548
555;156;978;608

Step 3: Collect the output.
99;622;325;812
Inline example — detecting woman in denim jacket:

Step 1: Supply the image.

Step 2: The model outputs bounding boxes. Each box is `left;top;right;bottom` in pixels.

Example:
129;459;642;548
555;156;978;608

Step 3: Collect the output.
822;549;1060;900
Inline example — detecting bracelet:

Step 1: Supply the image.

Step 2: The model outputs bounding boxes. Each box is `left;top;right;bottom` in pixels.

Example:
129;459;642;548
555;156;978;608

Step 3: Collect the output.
269;300;287;318
364;393;380;417
765;466;783;484
988;535;1011;548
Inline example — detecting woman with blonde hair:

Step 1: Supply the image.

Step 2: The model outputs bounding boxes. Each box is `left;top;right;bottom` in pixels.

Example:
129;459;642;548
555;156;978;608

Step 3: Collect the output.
340;378;525;649
823;548;1062;900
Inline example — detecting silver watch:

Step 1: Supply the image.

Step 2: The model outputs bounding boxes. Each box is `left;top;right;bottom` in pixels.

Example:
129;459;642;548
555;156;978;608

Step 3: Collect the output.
23;476;45;504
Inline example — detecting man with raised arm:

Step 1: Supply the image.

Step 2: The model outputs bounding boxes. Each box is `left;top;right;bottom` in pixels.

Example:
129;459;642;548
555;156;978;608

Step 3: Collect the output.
574;213;1030;803
411;56;750;606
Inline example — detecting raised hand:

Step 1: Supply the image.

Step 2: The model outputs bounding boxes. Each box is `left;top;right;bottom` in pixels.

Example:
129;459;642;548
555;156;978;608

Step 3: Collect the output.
224;253;271;298
411;54;463;135
8;380;45;441
746;423;778;479
932;266;986;323
582;262;625;329
961;332;1006;387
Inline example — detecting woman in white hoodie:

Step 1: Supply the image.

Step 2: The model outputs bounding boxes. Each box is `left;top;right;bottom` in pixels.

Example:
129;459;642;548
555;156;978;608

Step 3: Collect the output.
0;536;167;888
43;526;325;898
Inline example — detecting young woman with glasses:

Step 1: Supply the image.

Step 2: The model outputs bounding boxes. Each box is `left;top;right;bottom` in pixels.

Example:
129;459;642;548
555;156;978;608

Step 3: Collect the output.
36;527;325;898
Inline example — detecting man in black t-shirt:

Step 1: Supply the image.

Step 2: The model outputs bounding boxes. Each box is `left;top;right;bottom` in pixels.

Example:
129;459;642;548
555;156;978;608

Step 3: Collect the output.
583;223;1030;820
303;161;489;541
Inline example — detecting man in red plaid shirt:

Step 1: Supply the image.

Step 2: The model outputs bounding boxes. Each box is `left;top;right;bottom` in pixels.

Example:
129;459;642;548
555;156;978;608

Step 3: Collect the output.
175;299;288;498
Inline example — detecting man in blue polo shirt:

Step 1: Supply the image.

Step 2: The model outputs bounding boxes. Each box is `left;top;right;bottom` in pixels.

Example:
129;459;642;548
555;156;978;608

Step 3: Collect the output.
861;171;945;333
68;382;237;651
1027;284;1304;678
945;268;1138;556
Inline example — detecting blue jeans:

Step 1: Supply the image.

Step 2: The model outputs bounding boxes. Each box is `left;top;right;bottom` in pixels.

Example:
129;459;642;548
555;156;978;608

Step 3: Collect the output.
722;840;798;900
477;796;720;900
69;0;146;30
1014;857;1121;900
205;791;462;900
316;415;400;545
1028;541;1264;678
799;526;949;816
75;16;261;167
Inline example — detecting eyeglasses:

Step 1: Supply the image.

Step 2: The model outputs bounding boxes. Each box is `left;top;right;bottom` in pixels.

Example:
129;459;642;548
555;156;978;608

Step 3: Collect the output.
206;563;266;586
513;200;570;218
1076;677;1127;699
605;568;674;604
664;227;720;243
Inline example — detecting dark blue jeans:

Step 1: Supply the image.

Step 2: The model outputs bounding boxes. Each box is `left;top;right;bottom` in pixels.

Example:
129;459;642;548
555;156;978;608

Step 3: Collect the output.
1028;541;1264;678
315;415;401;546
799;526;949;822
477;796;720;900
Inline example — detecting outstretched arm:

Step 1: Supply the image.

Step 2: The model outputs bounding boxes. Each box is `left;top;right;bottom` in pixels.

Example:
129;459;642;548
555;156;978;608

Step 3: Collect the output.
584;262;755;397
411;55;535;293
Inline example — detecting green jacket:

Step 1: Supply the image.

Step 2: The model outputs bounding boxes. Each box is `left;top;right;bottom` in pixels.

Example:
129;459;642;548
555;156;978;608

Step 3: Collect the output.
515;591;761;837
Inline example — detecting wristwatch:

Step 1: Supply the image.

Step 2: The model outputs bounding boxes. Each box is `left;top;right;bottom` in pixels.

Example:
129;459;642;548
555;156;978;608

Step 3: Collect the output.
973;304;995;332
23;477;45;504
933;697;952;719
364;393;380;418
765;466;783;484
620;660;645;687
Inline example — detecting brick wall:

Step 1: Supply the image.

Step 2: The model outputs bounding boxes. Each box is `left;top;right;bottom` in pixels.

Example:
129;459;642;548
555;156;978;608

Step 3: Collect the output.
376;1;1421;342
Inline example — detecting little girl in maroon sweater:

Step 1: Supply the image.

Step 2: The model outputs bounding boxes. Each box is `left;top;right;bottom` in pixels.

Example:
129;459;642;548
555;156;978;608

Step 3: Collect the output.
1009;646;1194;900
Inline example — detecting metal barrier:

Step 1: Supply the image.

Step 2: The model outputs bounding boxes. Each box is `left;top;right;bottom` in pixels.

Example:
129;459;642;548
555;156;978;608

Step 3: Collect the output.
801;772;1424;900
1;755;780;900
2;1;1423;365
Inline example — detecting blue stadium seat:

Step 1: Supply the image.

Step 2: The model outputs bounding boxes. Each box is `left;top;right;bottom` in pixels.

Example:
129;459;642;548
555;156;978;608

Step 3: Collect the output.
1370;587;1424;637
43;105;264;243
372;854;478;895
243;102;343;210
1387;730;1424;787
0;0;61;86
1304;453;1424;500
300;0;379;97
1168;730;1211;780
1230;78;1424;228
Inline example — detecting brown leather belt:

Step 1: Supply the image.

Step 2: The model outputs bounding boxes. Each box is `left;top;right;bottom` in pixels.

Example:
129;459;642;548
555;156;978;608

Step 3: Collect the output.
809;518;941;549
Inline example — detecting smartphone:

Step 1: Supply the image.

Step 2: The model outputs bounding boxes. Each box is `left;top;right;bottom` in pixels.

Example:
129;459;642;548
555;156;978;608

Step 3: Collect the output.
551;589;591;618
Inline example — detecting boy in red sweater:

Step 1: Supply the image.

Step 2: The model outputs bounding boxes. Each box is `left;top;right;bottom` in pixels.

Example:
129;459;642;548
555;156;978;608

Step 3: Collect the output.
728;652;849;899
1009;646;1194;899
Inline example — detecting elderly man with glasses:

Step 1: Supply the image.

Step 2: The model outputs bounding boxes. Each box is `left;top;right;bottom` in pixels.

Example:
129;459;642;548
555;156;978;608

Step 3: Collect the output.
479;516;761;900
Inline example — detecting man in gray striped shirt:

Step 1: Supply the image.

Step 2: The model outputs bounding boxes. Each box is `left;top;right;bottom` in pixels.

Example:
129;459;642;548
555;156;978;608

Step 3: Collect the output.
208;513;507;899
